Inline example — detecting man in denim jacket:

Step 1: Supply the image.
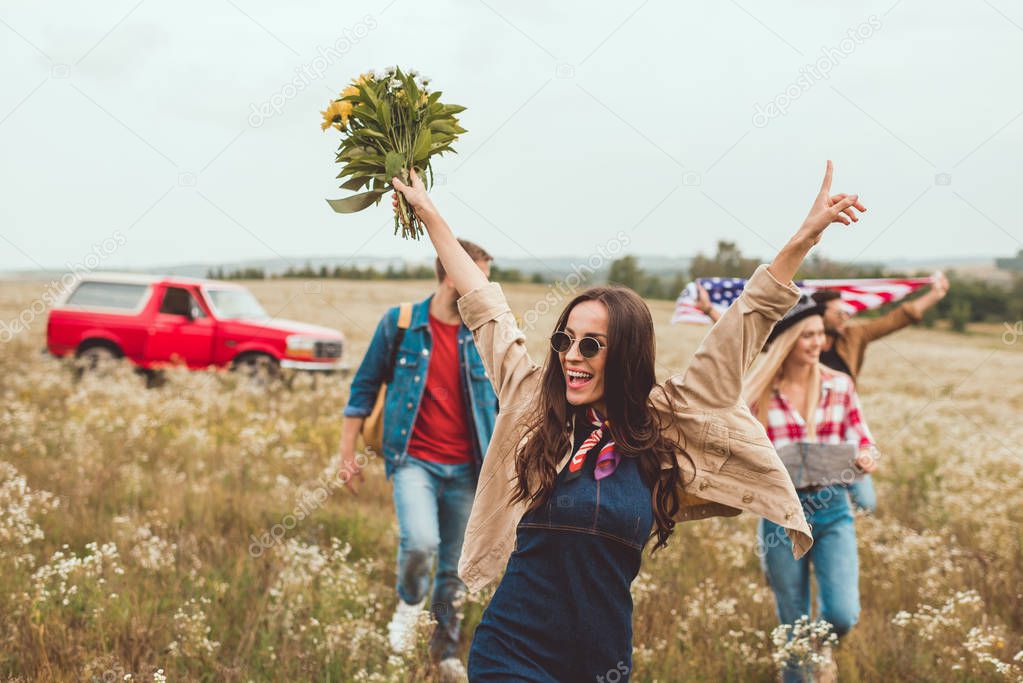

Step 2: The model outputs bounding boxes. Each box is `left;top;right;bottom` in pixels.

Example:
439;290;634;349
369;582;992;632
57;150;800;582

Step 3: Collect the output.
337;238;498;675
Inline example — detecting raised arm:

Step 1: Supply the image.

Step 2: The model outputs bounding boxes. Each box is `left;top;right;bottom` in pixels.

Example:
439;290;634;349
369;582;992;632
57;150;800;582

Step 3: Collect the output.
902;272;949;320
663;161;866;410
392;169;488;297
392;170;542;407
852;301;921;344
767;160;865;286
853;272;949;343
696;282;722;323
671;265;799;410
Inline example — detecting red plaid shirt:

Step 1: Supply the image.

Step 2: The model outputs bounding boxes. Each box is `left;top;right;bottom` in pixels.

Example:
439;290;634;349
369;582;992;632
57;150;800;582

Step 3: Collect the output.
756;366;875;450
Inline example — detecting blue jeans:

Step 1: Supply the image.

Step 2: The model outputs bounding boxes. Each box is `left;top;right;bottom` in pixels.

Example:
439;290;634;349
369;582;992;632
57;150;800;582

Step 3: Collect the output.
392;457;477;661
758;487;860;683
847;474;877;513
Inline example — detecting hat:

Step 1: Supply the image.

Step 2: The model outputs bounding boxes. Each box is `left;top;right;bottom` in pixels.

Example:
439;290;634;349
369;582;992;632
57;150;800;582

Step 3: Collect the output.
766;294;824;346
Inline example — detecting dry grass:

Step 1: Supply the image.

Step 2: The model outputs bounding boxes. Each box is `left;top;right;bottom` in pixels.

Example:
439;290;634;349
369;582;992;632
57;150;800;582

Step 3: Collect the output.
1;277;1021;682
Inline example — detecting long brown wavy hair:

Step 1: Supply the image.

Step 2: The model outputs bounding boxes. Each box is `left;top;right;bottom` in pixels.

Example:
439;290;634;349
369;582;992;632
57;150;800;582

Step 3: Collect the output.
511;285;687;551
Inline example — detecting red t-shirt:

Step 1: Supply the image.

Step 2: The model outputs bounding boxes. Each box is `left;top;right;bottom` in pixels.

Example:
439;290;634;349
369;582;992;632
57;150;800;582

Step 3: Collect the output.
406;314;475;465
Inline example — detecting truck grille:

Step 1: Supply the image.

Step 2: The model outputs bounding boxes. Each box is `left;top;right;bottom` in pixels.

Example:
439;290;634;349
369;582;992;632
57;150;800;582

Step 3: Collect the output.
314;340;342;358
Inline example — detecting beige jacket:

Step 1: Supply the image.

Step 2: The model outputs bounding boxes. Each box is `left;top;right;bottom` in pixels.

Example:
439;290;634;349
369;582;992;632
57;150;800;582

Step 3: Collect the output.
455;264;813;592
833;303;922;382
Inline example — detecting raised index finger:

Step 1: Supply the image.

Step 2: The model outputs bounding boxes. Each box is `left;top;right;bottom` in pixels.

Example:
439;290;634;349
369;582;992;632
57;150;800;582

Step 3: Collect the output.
820;159;834;195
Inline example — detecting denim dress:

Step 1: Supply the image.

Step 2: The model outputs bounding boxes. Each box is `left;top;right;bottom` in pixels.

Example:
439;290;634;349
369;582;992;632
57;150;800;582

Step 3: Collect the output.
467;419;654;682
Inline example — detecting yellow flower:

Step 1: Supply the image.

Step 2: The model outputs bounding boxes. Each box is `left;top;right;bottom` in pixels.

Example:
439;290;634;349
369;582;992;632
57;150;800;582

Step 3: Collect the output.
341;85;359;99
320;99;353;131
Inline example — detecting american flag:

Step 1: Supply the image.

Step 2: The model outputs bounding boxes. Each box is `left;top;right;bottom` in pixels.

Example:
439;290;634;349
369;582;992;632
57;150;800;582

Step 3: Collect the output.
671;274;936;324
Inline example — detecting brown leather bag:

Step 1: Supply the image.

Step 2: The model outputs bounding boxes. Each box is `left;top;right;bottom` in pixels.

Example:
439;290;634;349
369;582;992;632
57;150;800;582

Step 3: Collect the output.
360;302;413;453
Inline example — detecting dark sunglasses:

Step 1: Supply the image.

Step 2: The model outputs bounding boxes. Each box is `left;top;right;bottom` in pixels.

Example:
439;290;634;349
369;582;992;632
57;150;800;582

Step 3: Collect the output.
550;331;606;358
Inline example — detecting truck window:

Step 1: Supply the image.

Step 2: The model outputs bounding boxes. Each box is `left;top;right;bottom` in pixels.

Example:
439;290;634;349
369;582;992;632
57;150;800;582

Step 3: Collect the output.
205;288;267;319
66;281;148;310
159;287;206;318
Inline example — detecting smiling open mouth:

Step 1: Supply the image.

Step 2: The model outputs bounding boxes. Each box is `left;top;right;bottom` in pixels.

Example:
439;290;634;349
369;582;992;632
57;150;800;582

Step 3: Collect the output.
566;369;593;389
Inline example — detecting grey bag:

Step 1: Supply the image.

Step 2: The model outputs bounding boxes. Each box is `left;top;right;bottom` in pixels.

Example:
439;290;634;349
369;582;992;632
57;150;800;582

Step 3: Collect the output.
775;442;864;489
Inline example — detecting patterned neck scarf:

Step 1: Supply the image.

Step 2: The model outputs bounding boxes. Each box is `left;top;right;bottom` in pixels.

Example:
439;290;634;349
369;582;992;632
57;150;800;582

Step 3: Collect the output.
566;407;620;481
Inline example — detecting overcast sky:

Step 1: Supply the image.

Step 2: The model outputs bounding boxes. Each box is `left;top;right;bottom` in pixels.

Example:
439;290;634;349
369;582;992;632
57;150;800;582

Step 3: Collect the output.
1;0;1021;274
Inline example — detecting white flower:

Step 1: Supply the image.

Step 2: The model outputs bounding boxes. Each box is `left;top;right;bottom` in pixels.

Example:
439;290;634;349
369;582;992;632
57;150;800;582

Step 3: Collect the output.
0;461;58;568
128;524;177;571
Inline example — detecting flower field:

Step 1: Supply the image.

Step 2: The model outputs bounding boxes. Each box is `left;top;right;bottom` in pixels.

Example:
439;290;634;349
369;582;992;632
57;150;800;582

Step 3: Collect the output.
1;277;1021;682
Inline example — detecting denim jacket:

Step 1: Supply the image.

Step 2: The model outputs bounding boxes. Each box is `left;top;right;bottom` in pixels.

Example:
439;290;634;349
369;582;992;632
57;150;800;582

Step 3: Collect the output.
344;295;499;477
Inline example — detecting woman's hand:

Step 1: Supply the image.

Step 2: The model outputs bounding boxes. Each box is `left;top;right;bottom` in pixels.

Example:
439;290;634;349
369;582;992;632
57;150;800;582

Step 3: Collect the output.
796;160;866;247
768;160;866;285
854;446;879;474
696;282;721;322
392;168;436;221
390;168;489;295
696;282;711;313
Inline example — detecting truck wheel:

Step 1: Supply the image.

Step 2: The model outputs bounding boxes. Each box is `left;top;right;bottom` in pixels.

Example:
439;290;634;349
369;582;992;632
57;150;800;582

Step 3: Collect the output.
232;353;280;384
75;344;121;376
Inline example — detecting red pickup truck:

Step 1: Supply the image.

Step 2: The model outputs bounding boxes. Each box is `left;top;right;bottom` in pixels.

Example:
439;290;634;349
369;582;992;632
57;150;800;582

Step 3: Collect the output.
47;273;347;375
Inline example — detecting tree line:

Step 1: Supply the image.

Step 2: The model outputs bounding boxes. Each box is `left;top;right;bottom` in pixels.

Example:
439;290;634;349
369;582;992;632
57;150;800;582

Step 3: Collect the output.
207;242;1022;329
206;263;552;284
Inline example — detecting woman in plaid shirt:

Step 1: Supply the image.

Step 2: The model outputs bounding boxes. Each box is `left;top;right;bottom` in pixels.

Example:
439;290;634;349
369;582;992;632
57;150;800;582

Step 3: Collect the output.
744;296;879;683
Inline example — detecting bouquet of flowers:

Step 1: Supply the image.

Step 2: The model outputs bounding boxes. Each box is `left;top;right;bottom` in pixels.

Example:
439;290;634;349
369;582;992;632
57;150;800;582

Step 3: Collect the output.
321;66;466;239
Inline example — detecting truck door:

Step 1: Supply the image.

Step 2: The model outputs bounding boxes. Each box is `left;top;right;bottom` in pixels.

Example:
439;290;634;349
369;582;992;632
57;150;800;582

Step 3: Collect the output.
146;286;216;368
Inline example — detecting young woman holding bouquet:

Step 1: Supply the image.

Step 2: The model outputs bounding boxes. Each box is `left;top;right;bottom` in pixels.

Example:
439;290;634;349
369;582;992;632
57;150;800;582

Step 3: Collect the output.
391;162;865;682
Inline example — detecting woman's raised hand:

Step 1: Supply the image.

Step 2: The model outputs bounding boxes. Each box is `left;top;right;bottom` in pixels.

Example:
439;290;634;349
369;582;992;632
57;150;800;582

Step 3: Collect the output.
767;160;867;285
391;168;489;295
392;168;436;221
797;160;866;247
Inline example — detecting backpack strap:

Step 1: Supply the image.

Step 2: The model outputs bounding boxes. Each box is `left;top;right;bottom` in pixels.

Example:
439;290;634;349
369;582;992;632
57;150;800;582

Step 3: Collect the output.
386;302;413;382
